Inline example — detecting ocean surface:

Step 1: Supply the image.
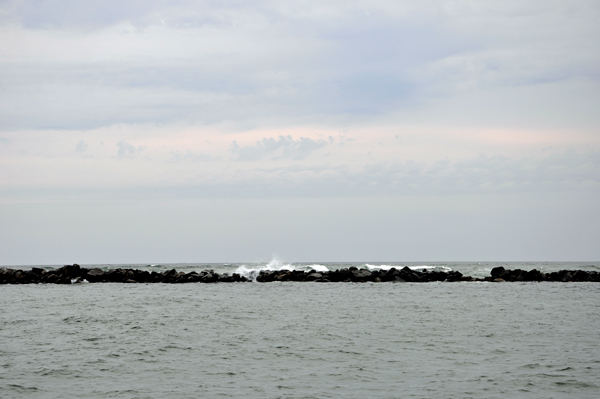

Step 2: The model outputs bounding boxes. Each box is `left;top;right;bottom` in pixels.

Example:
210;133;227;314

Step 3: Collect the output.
1;261;599;398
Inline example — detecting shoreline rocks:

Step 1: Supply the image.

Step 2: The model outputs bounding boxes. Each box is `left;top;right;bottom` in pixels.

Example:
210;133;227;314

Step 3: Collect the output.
1;265;599;284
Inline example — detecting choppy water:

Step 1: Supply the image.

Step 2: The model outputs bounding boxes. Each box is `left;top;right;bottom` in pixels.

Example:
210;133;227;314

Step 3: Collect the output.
1;262;600;398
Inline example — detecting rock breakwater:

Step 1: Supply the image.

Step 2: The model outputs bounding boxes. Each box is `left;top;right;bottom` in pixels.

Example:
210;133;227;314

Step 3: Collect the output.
1;264;599;284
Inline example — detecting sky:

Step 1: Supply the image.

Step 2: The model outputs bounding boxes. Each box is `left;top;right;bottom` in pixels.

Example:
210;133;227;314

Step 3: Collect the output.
1;0;599;265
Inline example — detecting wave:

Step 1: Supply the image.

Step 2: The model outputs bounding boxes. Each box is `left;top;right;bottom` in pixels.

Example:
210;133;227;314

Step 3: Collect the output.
233;259;455;281
234;258;329;281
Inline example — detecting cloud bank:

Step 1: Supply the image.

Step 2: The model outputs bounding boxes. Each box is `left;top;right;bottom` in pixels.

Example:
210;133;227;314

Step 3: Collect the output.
0;0;598;130
1;1;599;262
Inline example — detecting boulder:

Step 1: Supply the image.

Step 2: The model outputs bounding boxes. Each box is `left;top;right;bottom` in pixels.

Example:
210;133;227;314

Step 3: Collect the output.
351;269;372;282
86;268;105;282
490;267;506;279
256;270;275;282
306;272;323;281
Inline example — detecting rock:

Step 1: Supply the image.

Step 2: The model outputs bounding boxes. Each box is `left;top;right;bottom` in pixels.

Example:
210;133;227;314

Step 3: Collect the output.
351;269;372;282
85;268;105;282
200;272;218;283
2;265;599;284
306;272;323;281
397;267;420;282
572;270;591;282
55;264;82;279
256;270;275;282
23;270;40;284
273;271;292;281
523;269;543;281
490;267;506;279
446;271;463;282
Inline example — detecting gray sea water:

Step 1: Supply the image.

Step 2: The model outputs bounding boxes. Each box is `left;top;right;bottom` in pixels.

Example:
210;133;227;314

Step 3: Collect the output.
1;261;600;398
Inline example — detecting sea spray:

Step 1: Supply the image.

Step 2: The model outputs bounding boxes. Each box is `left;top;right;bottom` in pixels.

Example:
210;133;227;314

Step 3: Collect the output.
235;257;330;281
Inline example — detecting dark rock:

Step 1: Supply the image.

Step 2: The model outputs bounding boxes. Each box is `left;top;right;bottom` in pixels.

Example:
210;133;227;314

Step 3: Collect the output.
200;272;218;283
23;270;40;284
256;270;275;282
218;273;235;283
231;273;249;282
351;269;372;282
85;268;105;282
397;267;420;282
54;264;82;279
490;267;506;279
446;271;463;282
42;273;58;284
306;272;323;281
523;269;543;281
2;265;600;284
273;271;292;282
572;270;591;282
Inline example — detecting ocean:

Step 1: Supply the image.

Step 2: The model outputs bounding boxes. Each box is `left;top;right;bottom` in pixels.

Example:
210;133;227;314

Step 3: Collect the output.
1;261;599;398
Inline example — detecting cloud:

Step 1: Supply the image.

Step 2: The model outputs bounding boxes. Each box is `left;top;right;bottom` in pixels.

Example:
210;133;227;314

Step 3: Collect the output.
230;135;329;161
116;140;146;158
170;150;215;162
0;0;157;29
198;150;600;197
75;140;88;152
0;1;598;130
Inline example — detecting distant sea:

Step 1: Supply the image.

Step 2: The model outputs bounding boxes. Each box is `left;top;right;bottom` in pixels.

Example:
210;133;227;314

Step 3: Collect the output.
2;261;599;398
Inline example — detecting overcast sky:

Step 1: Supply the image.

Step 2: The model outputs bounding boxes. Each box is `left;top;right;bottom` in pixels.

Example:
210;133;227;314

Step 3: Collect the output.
1;0;599;265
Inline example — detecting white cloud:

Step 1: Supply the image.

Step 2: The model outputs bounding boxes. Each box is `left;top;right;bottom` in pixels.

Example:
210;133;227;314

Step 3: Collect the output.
170;150;215;162
116;139;146;158
0;1;598;130
75;140;88;152
230;135;329;161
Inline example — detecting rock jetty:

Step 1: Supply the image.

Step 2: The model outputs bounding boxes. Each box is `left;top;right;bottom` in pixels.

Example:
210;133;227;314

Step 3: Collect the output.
0;264;599;284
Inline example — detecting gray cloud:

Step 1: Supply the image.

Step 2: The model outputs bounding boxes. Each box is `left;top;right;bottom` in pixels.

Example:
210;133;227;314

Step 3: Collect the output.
170;150;215;162
187;150;600;197
0;0;156;29
1;1;598;130
230;135;329;161
116;140;146;158
75;140;88;152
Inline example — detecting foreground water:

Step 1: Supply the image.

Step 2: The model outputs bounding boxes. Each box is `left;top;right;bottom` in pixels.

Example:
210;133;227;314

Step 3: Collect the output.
1;262;600;398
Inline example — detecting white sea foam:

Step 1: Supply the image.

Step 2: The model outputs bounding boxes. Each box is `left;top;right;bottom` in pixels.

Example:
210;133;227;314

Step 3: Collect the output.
412;265;453;272
234;258;293;281
234;258;330;281
306;264;329;272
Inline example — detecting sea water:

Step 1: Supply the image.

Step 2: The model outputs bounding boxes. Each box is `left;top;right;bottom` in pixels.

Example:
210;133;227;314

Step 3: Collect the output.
1;262;599;398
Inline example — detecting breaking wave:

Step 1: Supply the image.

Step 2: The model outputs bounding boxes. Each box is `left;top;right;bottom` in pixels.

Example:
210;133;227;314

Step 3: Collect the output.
232;259;453;282
235;258;329;281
